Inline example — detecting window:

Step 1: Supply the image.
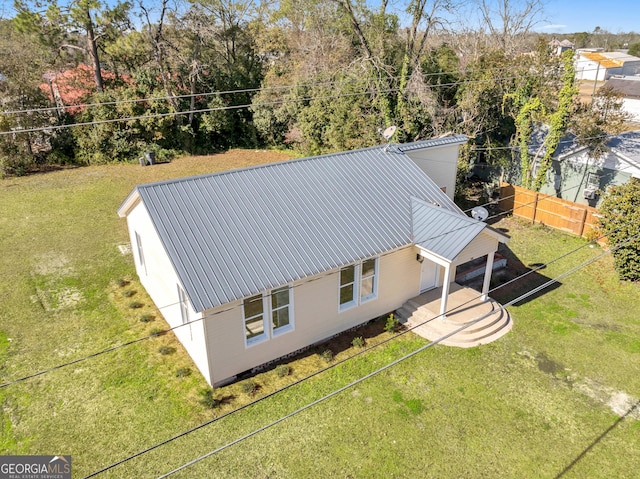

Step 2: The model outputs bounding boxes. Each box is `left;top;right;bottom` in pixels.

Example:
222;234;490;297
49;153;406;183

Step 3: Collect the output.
135;231;146;274
271;286;292;333
339;257;379;311
339;265;357;310
360;258;378;302
244;286;294;345
178;285;189;324
244;294;266;343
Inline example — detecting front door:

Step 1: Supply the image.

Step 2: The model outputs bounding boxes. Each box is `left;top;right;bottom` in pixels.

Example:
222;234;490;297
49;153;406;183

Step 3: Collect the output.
420;258;438;292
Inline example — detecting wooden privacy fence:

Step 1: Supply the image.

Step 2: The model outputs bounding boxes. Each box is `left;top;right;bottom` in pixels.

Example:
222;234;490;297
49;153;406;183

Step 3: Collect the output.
498;183;599;238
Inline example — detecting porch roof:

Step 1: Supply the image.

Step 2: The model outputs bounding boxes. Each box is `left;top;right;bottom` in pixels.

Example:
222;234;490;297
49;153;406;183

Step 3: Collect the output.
412;198;494;261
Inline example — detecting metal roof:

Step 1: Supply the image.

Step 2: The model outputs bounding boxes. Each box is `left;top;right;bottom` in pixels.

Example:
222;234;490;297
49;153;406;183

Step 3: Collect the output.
581;52;640;69
605;77;640;99
396;134;468;152
411;198;486;261
120;138;494;312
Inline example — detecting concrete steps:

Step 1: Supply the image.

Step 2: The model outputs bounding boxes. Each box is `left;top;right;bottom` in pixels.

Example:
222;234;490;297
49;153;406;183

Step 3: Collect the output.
396;287;512;348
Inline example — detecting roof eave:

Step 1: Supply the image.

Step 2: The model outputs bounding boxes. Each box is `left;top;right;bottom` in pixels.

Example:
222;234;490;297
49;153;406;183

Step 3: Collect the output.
117;188;141;217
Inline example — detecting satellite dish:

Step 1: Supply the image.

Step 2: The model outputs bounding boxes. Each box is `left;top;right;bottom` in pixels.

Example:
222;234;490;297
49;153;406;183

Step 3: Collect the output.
381;125;397;140
471;206;489;222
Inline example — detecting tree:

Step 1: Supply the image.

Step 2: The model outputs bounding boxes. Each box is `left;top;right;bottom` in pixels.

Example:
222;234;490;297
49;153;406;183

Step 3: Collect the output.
597;179;640;282
13;0;132;92
476;0;546;54
573;85;629;159
628;42;640;57
532;49;577;191
0;19;57;175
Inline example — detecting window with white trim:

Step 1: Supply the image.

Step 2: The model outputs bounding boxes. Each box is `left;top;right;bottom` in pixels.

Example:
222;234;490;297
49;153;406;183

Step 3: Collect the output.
135;231;146;275
243;286;294;345
360;258;378;302
178;285;189;324
271;286;292;333
243;294;266;343
339;257;379;311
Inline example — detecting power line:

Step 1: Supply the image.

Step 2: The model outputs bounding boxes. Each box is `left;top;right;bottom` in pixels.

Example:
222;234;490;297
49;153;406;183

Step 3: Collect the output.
3;172;624;389
155;241;630;479
2;62;611;118
79;228;629;478
3;63;560;117
1;75;530;136
2;69;473;116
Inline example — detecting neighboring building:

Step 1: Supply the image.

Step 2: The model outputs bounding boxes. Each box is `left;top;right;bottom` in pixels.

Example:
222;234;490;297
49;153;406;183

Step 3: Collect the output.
604;76;640;123
575;51;640;81
118;137;509;386
532;130;640;206
550;39;574;56
40;64;131;113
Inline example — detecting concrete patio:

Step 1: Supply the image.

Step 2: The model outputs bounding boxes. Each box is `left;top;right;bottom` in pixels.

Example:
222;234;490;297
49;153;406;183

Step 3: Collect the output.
395;283;512;347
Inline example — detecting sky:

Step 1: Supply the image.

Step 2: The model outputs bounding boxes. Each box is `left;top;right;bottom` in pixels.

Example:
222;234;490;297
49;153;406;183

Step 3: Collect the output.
0;0;637;35
538;0;639;34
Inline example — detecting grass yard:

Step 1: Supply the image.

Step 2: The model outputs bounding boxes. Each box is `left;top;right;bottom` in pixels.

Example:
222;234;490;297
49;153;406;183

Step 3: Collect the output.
1;152;639;478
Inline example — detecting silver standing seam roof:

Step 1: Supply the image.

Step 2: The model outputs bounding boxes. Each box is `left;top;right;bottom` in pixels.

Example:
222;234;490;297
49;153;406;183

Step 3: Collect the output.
119;136;494;313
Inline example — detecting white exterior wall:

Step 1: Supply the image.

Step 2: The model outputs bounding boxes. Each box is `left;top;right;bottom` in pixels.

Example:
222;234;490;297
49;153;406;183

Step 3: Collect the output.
125;201;212;382
404;144;459;201
575;57;610;81
622;98;640;123
453;231;500;268
203;246;421;385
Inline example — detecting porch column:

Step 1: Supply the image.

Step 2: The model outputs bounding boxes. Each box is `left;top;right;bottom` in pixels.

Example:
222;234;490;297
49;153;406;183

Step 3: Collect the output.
481;251;495;302
439;263;453;319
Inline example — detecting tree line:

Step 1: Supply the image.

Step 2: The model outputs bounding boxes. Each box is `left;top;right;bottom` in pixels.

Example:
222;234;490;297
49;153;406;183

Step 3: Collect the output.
0;0;637;178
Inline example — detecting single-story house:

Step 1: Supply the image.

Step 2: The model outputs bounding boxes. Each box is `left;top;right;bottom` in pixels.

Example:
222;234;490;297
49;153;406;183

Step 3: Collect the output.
575;51;640;81
118;136;509;386
532;130;640;206
550;39;574;56
604;76;640;123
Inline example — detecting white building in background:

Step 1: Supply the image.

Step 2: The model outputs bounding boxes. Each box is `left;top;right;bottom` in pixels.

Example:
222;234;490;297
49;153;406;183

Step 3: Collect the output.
576;51;640;81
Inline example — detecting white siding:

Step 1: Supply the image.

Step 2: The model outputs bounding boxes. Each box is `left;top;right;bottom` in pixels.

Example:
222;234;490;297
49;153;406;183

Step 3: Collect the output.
203;247;421;385
453;231;500;267
622;98;640;123
125;201;212;383
404;144;459;201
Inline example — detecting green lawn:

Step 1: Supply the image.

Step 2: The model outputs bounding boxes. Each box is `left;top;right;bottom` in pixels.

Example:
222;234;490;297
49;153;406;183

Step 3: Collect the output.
1;155;639;478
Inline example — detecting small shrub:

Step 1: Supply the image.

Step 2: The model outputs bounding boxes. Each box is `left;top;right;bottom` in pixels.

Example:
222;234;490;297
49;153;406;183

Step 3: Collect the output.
128;300;144;309
123;290;136;297
175;367;192;378
158;345;176;355
139;313;155;323
320;349;334;363
351;336;365;348
240;380;259;396
275;364;292;378
385;313;399;333
199;388;218;408
116;278;129;287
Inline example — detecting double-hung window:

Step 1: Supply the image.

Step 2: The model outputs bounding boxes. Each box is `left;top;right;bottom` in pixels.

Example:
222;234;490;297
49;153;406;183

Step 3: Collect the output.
360;258;378;302
244;286;293;345
271;286;292;334
339;265;357;310
339;257;378;311
244;294;266;344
